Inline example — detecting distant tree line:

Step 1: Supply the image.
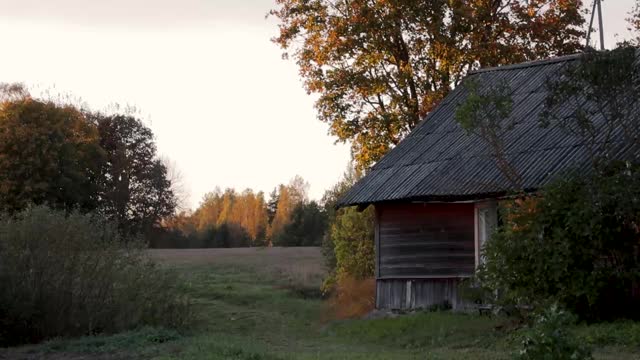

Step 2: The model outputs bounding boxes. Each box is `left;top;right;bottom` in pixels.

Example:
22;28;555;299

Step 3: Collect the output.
152;176;328;248
0;84;332;248
0;84;176;239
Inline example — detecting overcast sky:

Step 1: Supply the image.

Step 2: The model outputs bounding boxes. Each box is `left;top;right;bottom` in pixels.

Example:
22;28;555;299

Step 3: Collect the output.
0;0;636;209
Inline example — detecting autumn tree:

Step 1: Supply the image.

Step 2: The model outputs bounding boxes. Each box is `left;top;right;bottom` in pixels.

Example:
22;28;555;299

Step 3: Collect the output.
246;190;269;245
271;0;585;168
0;90;105;213
228;188;269;244
163;210;197;237
268;175;309;243
195;187;223;231
92;113;176;235
186;188;269;247
216;188;236;226
266;187;279;224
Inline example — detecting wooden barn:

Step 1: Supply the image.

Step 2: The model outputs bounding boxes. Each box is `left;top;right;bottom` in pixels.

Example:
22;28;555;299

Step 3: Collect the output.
336;54;634;311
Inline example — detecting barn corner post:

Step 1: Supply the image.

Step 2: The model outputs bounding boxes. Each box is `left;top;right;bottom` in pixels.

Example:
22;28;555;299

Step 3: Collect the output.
374;204;381;308
473;200;498;268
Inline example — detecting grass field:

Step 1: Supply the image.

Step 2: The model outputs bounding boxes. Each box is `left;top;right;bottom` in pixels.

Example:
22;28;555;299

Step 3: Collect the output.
2;247;639;359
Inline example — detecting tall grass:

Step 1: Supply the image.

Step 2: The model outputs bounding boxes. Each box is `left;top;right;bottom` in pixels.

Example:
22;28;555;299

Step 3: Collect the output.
0;206;191;346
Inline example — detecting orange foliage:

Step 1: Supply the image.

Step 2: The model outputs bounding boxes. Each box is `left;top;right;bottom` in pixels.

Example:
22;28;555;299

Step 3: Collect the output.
325;276;375;320
191;188;269;245
501;196;540;231
268;176;308;243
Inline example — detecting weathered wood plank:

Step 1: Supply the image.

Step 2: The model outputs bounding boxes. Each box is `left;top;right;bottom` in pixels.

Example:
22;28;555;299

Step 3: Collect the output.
377;278;471;311
375;206;381;279
378;203;474;278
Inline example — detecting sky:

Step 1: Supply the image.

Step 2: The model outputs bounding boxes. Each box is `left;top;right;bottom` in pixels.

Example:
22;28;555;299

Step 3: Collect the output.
0;0;636;209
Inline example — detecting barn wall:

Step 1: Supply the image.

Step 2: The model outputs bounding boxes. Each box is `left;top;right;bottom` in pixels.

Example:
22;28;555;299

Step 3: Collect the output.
376;278;470;310
376;203;475;278
374;203;475;310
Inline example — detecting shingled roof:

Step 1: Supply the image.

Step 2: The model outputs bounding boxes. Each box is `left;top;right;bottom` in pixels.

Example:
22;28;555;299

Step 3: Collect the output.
337;53;634;207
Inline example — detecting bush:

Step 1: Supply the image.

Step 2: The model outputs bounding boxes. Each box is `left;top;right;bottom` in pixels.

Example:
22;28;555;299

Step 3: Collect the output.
516;304;593;360
322;206;375;292
0;206;191;346
479;163;640;320
321;165;375;293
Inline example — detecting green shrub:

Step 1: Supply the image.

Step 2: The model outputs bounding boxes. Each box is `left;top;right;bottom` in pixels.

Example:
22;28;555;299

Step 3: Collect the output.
322;206;375;292
320;165;375;293
516;305;592;360
0;206;191;346
478;163;640;320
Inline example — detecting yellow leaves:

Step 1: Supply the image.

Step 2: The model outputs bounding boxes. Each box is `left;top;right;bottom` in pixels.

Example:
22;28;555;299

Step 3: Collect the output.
190;188;269;245
268;176;309;242
271;0;587;170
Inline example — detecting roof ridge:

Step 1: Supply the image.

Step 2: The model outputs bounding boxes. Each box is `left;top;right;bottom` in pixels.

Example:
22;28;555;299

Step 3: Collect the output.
468;53;583;75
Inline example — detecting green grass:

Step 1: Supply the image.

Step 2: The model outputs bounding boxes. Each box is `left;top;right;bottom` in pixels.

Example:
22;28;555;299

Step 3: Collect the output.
330;312;506;350
42;327;182;354
3;248;640;359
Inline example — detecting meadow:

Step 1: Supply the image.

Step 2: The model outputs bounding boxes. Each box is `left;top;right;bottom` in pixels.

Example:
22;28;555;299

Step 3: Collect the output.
2;247;639;360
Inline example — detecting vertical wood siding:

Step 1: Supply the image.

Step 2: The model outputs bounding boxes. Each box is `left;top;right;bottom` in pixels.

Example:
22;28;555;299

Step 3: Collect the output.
377;203;475;278
376;278;470;310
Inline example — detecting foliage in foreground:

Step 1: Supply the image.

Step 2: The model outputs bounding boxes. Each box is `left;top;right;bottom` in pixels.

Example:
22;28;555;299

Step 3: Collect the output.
516;305;593;360
479;163;640;321
0;206;191;346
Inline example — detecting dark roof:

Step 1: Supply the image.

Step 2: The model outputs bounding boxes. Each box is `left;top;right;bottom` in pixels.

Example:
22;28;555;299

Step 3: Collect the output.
338;53;634;207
